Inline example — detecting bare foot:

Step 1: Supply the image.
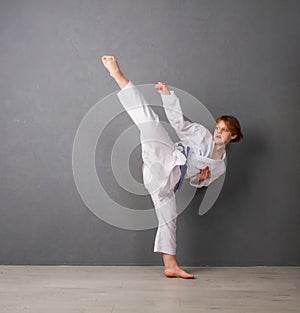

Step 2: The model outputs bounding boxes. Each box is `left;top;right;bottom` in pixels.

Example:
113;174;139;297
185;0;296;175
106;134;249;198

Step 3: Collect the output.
101;55;129;89
101;55;122;78
164;266;195;279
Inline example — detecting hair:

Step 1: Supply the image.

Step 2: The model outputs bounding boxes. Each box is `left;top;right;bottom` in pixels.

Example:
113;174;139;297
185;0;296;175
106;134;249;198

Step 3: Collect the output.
216;115;243;143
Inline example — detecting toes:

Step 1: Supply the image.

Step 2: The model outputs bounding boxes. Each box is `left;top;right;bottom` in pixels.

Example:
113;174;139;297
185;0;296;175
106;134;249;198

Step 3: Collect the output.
101;56;108;64
101;55;115;62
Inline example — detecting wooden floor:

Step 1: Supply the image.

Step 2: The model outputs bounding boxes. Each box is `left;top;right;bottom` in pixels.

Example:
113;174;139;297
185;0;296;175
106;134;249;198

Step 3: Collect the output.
0;266;299;313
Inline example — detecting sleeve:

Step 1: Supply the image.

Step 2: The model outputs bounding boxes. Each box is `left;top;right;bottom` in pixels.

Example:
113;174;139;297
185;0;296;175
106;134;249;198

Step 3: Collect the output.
161;91;212;148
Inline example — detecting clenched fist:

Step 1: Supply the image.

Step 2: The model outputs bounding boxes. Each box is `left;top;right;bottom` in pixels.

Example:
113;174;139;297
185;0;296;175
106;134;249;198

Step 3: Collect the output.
198;166;210;181
155;82;171;95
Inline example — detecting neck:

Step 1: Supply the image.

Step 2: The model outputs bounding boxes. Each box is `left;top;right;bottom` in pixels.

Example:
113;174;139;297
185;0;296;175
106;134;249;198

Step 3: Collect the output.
212;142;225;160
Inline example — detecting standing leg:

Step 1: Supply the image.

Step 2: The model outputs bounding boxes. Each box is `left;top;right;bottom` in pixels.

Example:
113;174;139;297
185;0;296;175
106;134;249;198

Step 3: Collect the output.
101;55;194;279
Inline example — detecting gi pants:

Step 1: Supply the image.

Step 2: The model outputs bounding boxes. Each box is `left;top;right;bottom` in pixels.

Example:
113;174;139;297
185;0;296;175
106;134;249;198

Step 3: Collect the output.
117;81;186;255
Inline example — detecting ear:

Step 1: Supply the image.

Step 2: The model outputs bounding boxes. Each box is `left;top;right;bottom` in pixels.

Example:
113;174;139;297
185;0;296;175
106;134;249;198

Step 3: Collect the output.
231;134;237;141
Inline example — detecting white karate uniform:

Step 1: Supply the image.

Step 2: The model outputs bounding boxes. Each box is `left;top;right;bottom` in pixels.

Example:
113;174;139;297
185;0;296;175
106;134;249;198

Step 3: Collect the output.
117;81;226;255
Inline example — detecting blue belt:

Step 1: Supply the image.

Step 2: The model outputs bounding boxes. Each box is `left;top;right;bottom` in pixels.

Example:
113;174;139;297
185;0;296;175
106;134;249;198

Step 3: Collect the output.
174;143;190;192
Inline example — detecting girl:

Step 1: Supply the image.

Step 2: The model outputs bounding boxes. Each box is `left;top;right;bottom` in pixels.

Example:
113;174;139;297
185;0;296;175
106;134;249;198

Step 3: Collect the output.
101;56;243;278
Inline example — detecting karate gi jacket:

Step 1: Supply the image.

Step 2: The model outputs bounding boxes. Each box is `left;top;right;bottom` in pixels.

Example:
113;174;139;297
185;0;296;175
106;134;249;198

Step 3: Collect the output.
161;91;227;189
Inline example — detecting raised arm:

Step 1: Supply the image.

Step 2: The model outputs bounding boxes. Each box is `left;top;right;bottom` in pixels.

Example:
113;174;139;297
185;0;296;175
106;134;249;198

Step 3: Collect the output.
155;82;212;148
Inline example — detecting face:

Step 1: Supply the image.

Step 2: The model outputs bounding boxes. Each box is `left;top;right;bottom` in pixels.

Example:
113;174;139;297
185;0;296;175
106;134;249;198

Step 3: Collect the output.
213;120;237;146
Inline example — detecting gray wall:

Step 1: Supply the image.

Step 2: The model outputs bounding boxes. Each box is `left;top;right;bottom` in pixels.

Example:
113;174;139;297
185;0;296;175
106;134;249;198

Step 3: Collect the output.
0;0;299;265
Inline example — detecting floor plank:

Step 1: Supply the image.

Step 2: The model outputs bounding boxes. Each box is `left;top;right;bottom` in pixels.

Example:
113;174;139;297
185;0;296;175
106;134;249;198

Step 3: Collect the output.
0;266;299;313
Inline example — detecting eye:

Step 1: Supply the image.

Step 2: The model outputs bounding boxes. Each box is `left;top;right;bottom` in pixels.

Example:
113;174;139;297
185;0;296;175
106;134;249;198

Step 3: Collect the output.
215;126;229;133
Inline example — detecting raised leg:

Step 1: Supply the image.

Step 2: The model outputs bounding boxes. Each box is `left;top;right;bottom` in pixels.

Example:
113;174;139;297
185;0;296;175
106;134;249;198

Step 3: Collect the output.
101;55;194;279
